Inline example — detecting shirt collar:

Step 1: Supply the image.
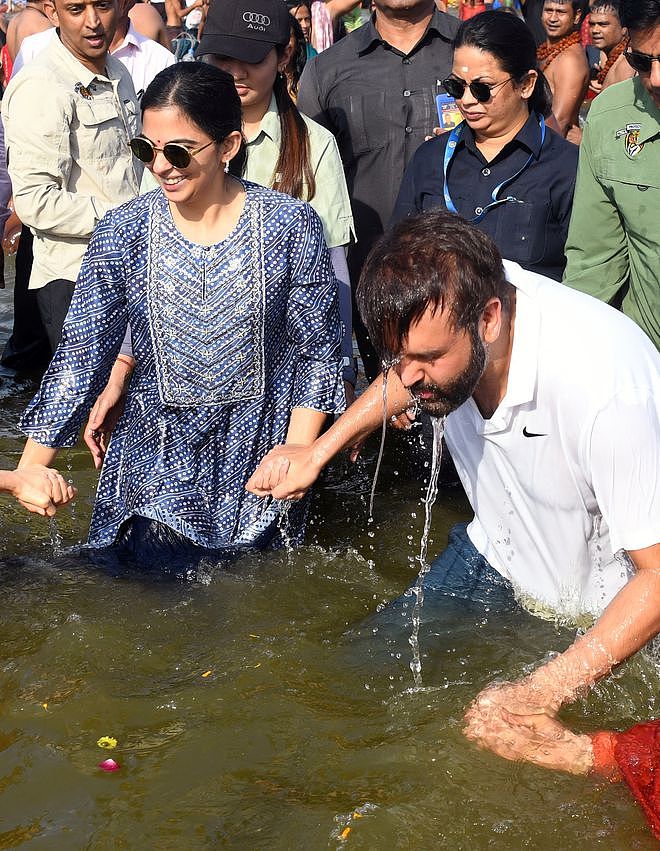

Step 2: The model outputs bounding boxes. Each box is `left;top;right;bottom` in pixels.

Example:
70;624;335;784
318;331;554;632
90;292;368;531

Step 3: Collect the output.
633;76;660;144
50;29;110;86
114;23;141;52
355;8;456;56
462;111;544;159
246;93;280;145
471;260;540;434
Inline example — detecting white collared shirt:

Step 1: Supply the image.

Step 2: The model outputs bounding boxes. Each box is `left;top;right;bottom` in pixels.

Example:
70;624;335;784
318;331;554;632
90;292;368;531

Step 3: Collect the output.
445;260;660;617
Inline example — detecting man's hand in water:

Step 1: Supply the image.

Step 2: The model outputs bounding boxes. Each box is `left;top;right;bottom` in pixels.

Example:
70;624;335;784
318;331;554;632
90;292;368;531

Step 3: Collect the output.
246;445;322;500
3;466;77;517
463;678;594;775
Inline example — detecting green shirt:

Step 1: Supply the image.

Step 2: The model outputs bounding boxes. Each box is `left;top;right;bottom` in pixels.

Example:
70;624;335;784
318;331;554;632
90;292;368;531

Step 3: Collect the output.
244;96;354;249
564;77;659;349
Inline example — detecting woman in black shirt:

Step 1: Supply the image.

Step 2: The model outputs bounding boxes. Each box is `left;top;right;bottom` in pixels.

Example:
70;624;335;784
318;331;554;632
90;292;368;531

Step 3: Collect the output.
392;11;578;281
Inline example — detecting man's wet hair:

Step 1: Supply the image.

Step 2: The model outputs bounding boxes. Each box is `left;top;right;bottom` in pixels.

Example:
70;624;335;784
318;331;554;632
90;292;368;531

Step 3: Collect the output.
356;211;510;359
619;0;659;30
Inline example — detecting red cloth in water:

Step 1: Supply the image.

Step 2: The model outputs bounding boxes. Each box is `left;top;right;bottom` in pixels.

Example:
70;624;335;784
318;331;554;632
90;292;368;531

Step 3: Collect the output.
591;721;660;840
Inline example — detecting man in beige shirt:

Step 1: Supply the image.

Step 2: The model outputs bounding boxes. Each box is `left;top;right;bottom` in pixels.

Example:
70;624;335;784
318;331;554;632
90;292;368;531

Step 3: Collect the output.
1;0;141;353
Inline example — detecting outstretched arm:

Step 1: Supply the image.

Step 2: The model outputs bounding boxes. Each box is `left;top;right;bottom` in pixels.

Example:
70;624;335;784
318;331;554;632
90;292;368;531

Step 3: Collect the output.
246;369;414;499
464;541;660;773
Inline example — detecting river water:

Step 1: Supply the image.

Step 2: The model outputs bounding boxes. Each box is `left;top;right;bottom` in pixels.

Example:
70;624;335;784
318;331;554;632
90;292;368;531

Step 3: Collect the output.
0;266;657;849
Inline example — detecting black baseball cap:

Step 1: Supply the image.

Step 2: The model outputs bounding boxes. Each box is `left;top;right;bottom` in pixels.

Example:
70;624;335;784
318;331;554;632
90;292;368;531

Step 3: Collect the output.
197;0;291;63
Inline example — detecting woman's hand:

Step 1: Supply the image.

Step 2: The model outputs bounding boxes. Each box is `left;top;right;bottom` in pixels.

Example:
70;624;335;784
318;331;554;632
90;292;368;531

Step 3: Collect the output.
3;466;77;517
246;444;322;500
83;357;134;469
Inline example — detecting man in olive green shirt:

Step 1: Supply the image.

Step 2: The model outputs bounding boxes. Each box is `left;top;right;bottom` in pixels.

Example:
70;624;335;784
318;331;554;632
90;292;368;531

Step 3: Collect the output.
564;0;659;349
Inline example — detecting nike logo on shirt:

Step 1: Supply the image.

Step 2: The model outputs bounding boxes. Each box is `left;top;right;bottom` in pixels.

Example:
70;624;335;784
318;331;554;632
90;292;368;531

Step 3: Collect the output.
523;427;548;438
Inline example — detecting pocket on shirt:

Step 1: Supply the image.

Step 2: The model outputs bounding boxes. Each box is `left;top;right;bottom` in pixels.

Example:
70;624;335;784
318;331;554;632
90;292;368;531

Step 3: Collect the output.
75;100;126;165
340;92;389;157
494;200;552;266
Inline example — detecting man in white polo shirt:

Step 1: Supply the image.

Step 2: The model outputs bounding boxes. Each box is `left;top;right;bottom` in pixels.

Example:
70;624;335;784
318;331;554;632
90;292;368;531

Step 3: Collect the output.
247;210;659;776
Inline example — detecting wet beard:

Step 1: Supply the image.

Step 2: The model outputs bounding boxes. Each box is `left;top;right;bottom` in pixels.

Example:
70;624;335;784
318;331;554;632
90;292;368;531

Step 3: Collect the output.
411;329;487;417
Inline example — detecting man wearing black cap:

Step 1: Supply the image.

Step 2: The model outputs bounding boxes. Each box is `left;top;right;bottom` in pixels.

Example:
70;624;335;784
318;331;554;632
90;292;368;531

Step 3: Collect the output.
295;0;459;382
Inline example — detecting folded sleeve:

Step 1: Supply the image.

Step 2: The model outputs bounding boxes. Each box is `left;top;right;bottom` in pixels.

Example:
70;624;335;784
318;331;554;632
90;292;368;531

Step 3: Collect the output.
19;211;129;447
286;204;345;414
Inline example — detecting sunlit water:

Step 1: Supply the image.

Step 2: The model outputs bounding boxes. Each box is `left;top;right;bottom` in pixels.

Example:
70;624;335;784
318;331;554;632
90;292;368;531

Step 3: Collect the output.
1;267;658;849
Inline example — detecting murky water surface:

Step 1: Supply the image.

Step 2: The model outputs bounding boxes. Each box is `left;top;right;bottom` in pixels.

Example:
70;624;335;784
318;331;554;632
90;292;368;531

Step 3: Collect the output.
0;269;657;849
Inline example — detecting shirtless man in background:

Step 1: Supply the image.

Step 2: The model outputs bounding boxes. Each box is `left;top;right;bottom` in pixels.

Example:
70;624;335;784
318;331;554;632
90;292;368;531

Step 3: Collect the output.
538;0;589;135
5;0;51;61
128;0;172;50
589;0;635;91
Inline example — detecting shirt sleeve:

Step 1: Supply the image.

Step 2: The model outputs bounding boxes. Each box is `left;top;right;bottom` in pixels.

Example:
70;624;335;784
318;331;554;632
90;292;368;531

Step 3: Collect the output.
297;58;329;130
2;70;114;239
19;212;129;447
586;386;660;555
307;123;355;248
563;117;630;302
286;204;345;414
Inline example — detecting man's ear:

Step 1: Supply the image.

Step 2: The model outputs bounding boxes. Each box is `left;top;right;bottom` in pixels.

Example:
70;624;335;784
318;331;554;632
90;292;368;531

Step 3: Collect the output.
480;297;504;346
44;1;59;26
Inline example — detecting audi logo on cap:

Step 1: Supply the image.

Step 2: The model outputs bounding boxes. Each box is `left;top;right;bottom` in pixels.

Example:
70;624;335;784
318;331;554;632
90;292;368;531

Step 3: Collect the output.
243;11;271;26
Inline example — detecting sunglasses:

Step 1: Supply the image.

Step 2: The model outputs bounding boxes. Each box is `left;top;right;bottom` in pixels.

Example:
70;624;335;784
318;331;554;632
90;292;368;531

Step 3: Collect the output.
129;137;215;168
442;76;513;103
624;48;660;75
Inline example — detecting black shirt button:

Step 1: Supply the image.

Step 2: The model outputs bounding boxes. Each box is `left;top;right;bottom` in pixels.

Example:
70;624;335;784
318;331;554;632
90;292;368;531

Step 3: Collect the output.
405;126;413;134
403;89;411;97
403;58;411;65
481;167;491;177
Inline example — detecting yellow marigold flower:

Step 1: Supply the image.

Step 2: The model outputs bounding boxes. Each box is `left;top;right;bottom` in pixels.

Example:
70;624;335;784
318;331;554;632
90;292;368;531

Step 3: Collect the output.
97;736;117;749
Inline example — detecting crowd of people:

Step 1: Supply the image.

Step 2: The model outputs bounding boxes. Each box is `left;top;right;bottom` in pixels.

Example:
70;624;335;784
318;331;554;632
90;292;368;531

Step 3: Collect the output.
0;0;658;815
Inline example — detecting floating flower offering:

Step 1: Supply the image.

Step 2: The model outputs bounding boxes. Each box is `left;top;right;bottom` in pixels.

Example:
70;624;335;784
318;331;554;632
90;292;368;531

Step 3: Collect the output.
98;759;120;772
97;736;117;749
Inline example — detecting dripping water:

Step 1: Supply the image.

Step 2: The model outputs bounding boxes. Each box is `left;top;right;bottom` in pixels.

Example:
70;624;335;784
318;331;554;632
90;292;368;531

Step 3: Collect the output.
408;415;445;687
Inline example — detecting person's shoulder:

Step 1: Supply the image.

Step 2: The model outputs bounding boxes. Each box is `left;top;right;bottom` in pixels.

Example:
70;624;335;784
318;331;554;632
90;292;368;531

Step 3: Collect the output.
99;190;156;232
131;28;175;63
430;8;460;39
587;76;636;120
555;42;589;74
246;180;324;228
543;124;579;165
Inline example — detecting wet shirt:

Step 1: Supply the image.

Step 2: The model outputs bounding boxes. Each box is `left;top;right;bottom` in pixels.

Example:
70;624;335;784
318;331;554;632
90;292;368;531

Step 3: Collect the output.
564;76;660;349
392;113;578;281
446;260;660;617
1;33;141;290
20;183;344;549
297;9;458;280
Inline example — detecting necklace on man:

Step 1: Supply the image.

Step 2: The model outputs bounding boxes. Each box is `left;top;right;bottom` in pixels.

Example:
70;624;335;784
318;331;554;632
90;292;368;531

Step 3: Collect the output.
537;31;581;67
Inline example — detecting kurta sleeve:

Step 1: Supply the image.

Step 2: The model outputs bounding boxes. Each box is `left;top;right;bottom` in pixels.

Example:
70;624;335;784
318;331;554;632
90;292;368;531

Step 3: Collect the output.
19;211;129;447
286;204;345;414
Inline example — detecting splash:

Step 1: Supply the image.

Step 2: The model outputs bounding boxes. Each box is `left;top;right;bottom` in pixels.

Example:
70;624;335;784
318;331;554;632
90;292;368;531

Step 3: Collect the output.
408;416;446;687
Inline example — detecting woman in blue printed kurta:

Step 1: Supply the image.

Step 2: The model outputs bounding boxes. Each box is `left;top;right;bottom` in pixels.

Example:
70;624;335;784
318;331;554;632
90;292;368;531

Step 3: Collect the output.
16;63;344;556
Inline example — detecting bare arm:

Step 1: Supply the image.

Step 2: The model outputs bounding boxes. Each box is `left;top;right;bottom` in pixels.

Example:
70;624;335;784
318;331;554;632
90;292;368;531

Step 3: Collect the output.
464;543;660;773
247;369;414;498
547;50;589;137
323;0;362;21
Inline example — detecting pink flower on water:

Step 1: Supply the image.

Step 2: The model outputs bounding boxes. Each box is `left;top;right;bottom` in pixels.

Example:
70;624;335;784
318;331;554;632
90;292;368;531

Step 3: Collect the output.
98;758;120;772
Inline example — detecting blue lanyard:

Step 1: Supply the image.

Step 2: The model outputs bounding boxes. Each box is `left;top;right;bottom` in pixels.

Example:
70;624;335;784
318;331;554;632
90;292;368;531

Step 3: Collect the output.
442;115;546;223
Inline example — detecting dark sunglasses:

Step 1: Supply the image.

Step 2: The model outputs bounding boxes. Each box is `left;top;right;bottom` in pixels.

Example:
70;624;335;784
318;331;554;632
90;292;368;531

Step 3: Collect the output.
624;48;660;75
129;136;215;168
442;75;513;103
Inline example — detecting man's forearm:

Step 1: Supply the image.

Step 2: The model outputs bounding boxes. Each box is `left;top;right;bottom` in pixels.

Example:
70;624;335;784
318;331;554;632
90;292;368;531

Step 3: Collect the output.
310;369;414;469
529;549;660;706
